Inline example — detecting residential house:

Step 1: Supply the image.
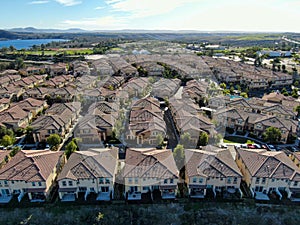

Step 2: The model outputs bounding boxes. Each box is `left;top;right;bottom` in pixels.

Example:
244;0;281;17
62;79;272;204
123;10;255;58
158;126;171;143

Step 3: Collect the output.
0;105;31;129
123;148;178;201
127;97;167;147
57;148;118;202
121;77;151;97
169;98;214;146
236;148;300;201
47;63;67;76
182;80;208;102
290;152;300;169
0;150;63;203
185;146;242;199
0;98;10;112
151;78;181;99
11;98;48;119
31;115;66;143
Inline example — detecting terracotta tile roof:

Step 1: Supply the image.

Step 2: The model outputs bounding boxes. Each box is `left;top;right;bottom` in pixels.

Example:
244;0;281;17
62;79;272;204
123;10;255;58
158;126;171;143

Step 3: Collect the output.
0;150;62;182
11;98;46;112
185;147;242;178
57;148;118;180
123;148;178;179
237;148;300;180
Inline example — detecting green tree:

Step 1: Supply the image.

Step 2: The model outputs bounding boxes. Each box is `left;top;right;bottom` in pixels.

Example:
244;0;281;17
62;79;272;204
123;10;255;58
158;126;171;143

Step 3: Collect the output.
294;80;299;87
180;132;191;148
1;135;14;147
223;89;230;95
173;144;185;171
65;140;77;159
9;45;16;52
46;134;61;150
155;133;164;147
262;127;282;144
220;83;226;89
199;132;208;146
240;92;248;98
294;105;300;117
15;57;25;70
246;140;254;144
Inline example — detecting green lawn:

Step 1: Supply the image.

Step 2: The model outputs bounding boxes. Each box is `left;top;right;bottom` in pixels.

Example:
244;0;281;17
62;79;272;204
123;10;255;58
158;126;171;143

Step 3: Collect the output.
223;136;249;144
9;48;94;56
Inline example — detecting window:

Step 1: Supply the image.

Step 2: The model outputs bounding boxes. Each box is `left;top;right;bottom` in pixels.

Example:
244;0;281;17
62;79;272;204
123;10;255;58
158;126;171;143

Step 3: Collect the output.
143;186;150;191
294;181;298;186
134;178;138;184
4;180;8;185
90;187;95;192
164;179;168;184
255;177;260;184
38;182;42;186
128;178;132;184
68;181;73;186
99;178;104;184
227;178;231;184
199;178;203;183
62;181;67;186
262;178;266;184
105;178;110;184
233;177;238;184
192;177;197;183
32;182;36;186
272;178;275;182
170;179;174;184
101;186;109;192
11;181;14;184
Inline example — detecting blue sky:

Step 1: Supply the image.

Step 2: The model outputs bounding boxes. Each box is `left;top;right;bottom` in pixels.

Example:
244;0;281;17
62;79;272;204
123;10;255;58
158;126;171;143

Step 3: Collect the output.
0;0;299;32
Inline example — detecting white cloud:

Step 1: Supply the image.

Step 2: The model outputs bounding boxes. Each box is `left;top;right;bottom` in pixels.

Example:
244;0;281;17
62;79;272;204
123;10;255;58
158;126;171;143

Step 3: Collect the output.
55;0;82;6
95;6;105;10
29;0;49;4
61;16;127;29
106;0;202;18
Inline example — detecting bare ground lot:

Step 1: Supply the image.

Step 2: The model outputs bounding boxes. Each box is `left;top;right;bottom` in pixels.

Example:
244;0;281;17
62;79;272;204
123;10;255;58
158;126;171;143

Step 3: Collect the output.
0;201;300;225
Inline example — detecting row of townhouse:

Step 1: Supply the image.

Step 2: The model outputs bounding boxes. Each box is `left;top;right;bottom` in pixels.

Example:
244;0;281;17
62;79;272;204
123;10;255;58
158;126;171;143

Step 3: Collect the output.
74;101;120;149
213;95;298;143
182;80;208;102
0;150;63;203
236;148;300;201
126;97;166;147
30;102;81;143
169;98;214;146
0;98;48;130
121;77;151;98
1;146;300;204
203;56;293;90
151;78;181;99
23;86;76;102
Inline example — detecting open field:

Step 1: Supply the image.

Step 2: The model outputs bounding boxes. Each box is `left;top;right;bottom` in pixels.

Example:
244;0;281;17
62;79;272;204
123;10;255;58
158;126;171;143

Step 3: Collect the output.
0;201;299;225
8;48;94;56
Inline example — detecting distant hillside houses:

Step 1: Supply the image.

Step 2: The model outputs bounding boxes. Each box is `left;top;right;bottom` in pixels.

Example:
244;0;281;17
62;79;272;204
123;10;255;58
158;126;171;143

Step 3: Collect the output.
258;50;292;58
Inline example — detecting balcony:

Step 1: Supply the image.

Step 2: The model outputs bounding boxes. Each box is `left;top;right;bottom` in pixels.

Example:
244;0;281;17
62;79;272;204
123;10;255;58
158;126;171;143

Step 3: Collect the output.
96;192;111;201
127;191;142;201
189;185;206;199
160;185;177;200
0;195;12;204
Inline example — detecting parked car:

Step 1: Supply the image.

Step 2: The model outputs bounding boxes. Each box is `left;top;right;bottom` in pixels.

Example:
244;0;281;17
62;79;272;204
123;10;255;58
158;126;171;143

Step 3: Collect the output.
267;145;276;151
253;144;261;149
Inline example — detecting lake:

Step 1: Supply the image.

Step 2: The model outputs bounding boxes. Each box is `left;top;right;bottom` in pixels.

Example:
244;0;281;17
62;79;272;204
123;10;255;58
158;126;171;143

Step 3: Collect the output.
0;39;68;50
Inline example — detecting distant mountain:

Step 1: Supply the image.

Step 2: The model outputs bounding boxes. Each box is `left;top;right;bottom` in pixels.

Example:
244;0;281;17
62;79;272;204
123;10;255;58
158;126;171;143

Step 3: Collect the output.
8;27;87;33
0;30;21;40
